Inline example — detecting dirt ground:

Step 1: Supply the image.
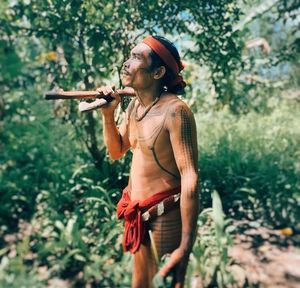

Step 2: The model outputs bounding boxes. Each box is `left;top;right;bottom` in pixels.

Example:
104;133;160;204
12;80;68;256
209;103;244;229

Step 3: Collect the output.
228;220;300;288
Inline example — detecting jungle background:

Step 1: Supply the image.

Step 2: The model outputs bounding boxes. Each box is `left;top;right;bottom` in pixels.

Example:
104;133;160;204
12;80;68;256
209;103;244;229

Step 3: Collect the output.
0;0;299;287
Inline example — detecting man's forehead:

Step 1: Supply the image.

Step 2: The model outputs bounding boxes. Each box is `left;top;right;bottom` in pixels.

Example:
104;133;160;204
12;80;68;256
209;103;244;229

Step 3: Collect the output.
131;43;152;56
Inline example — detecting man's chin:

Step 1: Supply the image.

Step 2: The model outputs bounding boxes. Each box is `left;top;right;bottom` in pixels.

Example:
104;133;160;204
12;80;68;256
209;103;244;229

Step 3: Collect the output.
121;78;132;87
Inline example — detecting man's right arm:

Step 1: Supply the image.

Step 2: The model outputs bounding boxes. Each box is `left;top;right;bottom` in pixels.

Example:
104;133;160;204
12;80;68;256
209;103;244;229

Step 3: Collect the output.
99;86;131;160
102;111;130;160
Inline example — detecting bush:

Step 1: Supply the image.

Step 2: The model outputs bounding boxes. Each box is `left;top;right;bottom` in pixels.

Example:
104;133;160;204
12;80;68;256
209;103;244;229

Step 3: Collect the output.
198;101;300;227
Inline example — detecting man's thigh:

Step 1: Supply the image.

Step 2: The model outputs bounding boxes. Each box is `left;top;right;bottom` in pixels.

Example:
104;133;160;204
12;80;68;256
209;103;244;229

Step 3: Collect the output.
150;207;182;258
132;243;156;288
132;207;182;288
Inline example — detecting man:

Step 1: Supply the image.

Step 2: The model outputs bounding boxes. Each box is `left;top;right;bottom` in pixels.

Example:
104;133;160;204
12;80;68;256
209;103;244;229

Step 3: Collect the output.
98;35;199;288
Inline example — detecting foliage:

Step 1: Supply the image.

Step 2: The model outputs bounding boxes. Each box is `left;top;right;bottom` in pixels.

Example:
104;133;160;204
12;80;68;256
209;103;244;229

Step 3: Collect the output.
2;99;298;286
0;1;299;287
0;87;78;231
198;101;300;227
0;0;243;170
188;191;235;287
182;0;300;114
0;171;132;287
229;0;300;113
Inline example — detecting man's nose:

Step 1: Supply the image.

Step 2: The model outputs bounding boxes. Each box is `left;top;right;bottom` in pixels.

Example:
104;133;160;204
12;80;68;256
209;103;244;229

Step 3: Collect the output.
123;59;130;69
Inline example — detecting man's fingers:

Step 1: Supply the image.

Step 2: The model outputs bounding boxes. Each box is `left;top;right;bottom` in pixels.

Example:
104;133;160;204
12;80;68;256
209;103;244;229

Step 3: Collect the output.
103;86;111;95
159;248;190;280
96;88;104;97
112;90;121;101
159;264;171;277
96;86;116;97
159;257;178;277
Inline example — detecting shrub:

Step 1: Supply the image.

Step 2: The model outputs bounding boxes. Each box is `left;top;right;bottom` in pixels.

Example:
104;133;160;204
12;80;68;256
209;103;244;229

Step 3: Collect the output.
198;101;300;227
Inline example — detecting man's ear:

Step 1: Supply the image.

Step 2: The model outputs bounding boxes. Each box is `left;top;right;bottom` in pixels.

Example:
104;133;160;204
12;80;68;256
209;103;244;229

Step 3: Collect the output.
153;66;166;80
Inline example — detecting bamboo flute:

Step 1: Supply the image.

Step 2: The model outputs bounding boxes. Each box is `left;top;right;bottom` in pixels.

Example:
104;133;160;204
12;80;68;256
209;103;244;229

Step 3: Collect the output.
44;88;135;112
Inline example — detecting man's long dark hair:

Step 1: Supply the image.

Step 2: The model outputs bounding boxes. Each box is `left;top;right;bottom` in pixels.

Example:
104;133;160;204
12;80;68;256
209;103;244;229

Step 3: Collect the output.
148;36;185;95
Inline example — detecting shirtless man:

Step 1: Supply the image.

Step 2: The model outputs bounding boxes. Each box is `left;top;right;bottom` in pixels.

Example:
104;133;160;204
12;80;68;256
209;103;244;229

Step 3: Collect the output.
98;36;199;288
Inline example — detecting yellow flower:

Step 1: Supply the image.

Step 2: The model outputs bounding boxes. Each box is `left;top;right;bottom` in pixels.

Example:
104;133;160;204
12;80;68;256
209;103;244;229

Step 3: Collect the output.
46;51;57;61
279;227;293;236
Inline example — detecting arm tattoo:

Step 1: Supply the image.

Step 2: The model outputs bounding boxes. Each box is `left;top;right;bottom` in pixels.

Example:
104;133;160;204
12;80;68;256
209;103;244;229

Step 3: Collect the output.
172;106;199;198
181;108;194;164
176;106;197;170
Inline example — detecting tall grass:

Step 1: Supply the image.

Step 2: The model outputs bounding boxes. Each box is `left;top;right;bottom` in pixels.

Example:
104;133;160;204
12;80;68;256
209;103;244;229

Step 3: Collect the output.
197;101;300;227
188;191;235;288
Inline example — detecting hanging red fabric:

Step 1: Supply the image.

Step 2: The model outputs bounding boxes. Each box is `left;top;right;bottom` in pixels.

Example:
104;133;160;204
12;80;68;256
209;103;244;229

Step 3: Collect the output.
116;186;181;253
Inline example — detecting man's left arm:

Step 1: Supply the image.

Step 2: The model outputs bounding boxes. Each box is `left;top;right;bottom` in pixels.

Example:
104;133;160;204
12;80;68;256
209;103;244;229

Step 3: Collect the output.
160;103;200;283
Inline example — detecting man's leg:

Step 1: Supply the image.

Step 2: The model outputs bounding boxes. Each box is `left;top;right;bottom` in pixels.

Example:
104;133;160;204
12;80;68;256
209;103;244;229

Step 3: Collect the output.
132;241;157;288
151;207;182;258
131;207;182;288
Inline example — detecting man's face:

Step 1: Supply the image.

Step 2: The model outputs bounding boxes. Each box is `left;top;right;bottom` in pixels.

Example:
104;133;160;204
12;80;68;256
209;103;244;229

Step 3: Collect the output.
121;43;154;89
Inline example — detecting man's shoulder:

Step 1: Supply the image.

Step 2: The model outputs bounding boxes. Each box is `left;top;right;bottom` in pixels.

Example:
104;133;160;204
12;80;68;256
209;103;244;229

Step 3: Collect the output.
162;94;192;116
162;94;195;132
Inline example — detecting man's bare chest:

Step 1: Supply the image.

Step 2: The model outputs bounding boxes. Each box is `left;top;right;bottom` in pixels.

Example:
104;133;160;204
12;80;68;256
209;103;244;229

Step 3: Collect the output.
129;112;169;151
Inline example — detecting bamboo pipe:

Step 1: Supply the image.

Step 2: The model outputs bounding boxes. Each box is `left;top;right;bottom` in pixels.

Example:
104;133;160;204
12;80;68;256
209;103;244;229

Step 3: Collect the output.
44;88;135;112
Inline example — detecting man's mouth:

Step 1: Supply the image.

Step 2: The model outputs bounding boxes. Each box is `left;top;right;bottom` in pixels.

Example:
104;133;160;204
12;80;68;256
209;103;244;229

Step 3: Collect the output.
122;70;131;76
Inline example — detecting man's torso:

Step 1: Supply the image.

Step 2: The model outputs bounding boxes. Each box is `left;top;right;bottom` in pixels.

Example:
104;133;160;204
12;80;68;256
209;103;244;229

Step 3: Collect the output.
127;94;183;200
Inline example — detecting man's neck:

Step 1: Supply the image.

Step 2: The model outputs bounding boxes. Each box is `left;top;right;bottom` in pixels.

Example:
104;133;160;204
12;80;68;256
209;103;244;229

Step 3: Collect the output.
135;86;163;107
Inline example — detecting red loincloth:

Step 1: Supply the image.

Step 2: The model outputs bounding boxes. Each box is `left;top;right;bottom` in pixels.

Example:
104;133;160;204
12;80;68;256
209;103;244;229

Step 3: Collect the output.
116;186;181;253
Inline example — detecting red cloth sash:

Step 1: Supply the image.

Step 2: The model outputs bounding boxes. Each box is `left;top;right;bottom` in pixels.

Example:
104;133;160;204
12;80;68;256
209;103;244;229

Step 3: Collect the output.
116;186;181;253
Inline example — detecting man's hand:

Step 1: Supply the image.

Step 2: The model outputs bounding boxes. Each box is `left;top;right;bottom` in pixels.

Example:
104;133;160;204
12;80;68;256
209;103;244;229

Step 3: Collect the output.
159;247;191;287
97;86;121;115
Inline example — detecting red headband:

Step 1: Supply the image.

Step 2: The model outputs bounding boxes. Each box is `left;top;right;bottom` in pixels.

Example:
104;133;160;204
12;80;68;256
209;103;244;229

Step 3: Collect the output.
142;36;186;90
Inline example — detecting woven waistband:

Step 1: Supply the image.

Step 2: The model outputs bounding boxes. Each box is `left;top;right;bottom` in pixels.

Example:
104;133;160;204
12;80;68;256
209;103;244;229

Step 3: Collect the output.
141;192;180;222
